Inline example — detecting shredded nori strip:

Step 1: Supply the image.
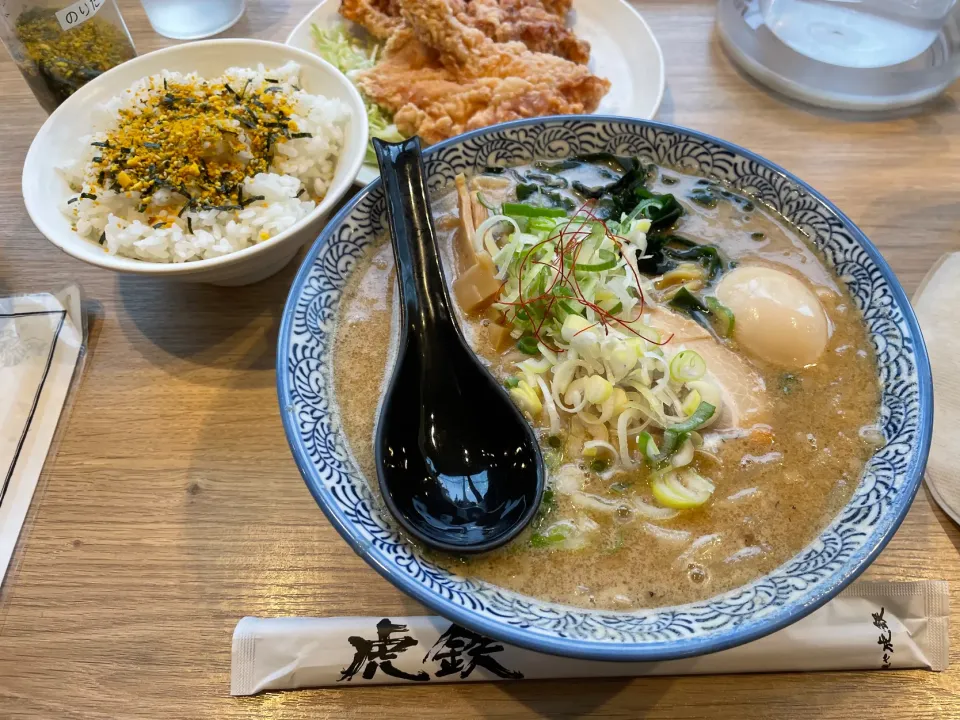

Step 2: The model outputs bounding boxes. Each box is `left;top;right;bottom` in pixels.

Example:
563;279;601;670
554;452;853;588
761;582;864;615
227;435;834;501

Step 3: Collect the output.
79;192;97;200
224;82;237;99
98;231;106;245
143;142;161;149
264;86;283;94
91;141;110;148
187;216;193;234
178;203;189;217
153;222;165;229
240;194;265;208
163;78;168;90
250;98;268;111
235;114;257;129
92;156;102;162
264;77;279;83
240;78;251;100
290;132;312;139
97;170;106;185
67;197;78;204
296;188;305;198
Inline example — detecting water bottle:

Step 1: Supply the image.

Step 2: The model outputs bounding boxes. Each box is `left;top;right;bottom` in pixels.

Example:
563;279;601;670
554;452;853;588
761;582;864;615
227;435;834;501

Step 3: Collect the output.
0;0;136;113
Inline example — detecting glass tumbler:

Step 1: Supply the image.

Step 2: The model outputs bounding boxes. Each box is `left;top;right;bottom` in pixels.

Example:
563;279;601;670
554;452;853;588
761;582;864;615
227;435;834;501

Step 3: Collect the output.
140;0;245;40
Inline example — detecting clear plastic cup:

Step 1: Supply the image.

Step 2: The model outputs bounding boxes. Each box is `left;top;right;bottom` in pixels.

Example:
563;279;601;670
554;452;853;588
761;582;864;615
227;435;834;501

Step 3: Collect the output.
140;0;245;40
0;0;136;113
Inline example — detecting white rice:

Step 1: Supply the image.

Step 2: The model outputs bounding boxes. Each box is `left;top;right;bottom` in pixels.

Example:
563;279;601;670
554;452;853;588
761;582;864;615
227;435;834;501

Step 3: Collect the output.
58;62;350;263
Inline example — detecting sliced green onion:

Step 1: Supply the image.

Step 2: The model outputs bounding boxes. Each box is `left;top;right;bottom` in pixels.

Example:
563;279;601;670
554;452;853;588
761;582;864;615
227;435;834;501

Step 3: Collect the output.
651;469;715;510
670;401;716;434
705;296;735;337
505;376;520;388
531;531;567;548
638;431;658;460
681;388;702;416
517;336;540;355
576;249;617;273
670;350;706;383
527;216;559;234
541;488;556;509
476;192;499;214
502;202;568;218
626;197;664;223
645;402;716;465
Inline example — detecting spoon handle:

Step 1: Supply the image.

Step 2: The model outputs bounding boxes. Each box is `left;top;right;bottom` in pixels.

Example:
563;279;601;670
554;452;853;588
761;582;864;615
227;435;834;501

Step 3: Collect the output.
374;137;455;337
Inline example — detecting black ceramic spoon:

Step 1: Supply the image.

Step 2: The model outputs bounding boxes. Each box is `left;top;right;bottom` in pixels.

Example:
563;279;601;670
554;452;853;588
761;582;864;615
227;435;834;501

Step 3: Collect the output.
373;137;545;554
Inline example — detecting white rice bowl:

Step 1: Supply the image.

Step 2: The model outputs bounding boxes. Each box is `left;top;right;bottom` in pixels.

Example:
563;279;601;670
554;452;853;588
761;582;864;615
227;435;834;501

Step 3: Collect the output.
58;61;350;263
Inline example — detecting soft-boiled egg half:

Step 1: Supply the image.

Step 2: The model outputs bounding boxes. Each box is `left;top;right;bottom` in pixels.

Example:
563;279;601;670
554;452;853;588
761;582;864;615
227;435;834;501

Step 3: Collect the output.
715;265;829;369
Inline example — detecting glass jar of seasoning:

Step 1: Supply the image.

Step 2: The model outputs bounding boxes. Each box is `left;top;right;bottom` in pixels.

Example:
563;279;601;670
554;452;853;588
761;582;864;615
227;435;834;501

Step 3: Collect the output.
0;0;136;114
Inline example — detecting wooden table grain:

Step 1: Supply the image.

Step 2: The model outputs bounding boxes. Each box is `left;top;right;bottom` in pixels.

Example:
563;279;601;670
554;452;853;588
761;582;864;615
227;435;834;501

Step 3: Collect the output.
1;1;958;717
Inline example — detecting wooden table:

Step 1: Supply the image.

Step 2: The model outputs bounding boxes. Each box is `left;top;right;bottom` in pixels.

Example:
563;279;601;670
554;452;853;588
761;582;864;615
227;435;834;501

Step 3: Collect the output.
1;1;958;717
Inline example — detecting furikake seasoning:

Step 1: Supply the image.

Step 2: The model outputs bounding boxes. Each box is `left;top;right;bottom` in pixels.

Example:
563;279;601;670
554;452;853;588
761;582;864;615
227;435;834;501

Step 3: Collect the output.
12;7;136;113
83;74;310;225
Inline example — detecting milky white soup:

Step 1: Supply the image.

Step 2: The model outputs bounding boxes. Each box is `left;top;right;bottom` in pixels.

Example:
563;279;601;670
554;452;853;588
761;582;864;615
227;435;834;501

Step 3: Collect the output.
334;156;881;610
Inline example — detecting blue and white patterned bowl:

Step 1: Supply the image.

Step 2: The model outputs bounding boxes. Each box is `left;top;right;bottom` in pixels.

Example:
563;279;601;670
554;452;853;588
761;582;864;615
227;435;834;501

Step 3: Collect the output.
277;117;933;661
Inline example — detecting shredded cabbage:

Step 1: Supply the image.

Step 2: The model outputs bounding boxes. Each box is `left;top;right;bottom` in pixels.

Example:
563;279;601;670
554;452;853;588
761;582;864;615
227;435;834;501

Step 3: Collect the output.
310;23;406;163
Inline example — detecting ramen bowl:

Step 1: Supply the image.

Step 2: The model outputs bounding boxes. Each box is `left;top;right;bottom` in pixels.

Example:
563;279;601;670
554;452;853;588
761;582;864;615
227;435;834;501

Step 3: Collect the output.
277;116;932;661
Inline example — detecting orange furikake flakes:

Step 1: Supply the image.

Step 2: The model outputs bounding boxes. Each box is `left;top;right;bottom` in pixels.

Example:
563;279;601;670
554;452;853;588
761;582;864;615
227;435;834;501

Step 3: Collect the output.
89;75;312;214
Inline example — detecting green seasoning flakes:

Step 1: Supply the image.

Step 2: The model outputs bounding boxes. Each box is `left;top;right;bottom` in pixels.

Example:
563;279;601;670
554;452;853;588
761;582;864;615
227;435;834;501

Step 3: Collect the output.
13;8;136;113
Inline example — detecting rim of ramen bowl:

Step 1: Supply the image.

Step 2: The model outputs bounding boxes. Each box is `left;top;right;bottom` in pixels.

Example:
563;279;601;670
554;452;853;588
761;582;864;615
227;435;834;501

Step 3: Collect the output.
277;116;933;661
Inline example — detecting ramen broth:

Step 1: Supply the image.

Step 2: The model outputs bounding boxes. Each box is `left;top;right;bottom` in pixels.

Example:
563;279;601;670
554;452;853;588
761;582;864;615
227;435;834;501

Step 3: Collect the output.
333;160;881;610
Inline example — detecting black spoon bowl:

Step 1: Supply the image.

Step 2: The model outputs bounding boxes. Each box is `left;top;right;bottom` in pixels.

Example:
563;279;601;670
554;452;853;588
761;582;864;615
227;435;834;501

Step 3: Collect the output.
373;137;545;554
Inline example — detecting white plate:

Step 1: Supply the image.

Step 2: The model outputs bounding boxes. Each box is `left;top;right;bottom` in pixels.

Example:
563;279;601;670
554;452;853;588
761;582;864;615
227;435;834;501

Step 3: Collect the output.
286;0;665;185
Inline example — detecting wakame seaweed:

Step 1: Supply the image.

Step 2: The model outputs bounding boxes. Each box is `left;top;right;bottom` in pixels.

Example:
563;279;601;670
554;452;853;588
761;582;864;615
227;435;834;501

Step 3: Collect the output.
573;160;681;228
516;183;575;210
638;234;725;280
687;182;757;213
669;288;735;338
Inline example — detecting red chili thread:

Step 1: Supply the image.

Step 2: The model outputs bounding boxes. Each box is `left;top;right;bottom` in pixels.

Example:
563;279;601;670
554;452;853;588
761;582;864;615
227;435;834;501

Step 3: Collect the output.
494;201;672;351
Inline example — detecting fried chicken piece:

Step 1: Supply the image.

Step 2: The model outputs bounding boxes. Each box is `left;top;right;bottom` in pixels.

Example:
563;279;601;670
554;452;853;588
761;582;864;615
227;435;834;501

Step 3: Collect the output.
354;30;491;144
339;0;404;40
463;0;589;64
342;0;588;64
401;0;605;93
354;1;608;144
